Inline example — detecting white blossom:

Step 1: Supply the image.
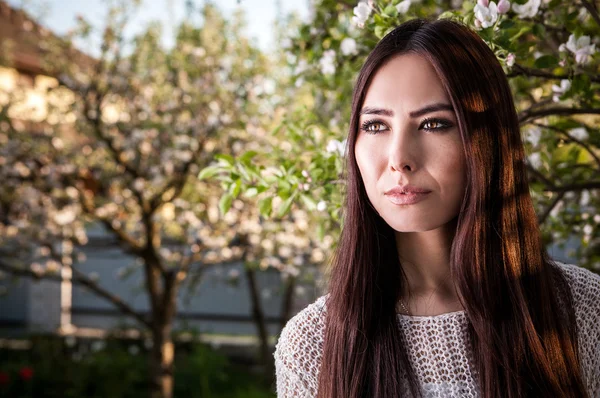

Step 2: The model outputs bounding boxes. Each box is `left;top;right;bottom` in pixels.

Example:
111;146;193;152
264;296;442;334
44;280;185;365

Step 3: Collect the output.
497;0;511;13
524;126;542;147
281;38;292;50
319;50;337;75
551;79;571;102
326;138;347;156
340;38;358;56
396;0;412;13
506;53;515;67
294;59;308;76
317;201;327;211
133;178;145;192
512;0;541;18
352;2;372;28
550;200;563;218
54;207;77;226
563;34;596;65
594;214;600;223
583;224;593;236
577;7;588;22
580;190;590;206
568;127;588;141
474;1;499;29
528;152;542;169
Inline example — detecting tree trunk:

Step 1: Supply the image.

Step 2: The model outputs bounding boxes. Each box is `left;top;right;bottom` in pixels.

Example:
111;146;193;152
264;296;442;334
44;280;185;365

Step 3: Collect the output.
149;324;175;398
245;264;273;378
144;250;178;398
279;275;296;331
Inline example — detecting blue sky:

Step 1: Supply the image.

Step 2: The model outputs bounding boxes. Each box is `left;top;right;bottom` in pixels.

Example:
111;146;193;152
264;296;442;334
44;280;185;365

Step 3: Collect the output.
8;0;309;53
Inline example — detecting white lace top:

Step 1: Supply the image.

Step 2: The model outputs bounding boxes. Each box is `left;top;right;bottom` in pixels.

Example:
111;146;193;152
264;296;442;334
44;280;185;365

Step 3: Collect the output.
274;262;600;397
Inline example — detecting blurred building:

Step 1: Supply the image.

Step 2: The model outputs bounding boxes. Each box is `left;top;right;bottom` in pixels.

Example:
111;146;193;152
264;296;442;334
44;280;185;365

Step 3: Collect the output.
0;221;320;339
0;0;320;342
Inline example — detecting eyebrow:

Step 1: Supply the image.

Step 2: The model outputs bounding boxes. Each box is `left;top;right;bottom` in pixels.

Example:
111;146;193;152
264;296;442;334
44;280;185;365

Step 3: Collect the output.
360;103;455;118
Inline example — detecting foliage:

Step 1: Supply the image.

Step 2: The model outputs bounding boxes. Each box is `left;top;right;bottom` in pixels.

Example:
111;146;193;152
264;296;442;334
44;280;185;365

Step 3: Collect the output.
0;335;275;398
207;0;600;271
0;2;300;397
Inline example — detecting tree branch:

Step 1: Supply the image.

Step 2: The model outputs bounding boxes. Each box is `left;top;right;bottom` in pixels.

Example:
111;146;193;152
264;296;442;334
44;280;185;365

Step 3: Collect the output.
543;181;600;193
532;122;600;170
148;127;215;212
538;191;565;225
78;188;144;253
0;260;151;329
508;64;600;83
519;107;600;124
581;0;600;27
526;163;555;188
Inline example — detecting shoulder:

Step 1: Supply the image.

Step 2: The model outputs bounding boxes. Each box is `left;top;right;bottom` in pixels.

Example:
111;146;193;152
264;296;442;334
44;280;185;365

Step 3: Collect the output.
553;261;600;393
553;261;600;309
274;294;328;394
275;294;328;362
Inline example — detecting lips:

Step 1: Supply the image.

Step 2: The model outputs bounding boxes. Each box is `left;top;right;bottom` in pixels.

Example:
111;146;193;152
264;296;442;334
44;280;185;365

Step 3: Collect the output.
384;185;431;206
384;184;431;195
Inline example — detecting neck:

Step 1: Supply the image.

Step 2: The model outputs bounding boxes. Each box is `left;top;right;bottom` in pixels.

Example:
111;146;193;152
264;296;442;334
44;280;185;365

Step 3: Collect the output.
395;219;459;300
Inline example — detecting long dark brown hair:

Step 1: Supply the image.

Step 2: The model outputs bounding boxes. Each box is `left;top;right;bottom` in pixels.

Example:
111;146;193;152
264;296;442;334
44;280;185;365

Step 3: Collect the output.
317;18;588;398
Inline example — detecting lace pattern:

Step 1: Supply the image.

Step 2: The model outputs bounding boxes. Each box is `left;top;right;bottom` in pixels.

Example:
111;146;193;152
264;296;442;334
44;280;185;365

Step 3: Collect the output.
274;262;600;397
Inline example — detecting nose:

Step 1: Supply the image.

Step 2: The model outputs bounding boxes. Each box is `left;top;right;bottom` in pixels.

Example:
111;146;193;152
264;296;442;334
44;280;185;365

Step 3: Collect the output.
388;126;418;173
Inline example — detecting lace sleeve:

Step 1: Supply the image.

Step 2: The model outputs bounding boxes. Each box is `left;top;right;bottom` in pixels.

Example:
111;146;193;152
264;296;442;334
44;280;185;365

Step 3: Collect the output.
274;296;327;398
555;262;600;396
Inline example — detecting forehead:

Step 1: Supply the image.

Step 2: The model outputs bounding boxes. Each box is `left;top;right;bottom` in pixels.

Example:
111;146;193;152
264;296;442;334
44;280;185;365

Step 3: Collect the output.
363;53;450;110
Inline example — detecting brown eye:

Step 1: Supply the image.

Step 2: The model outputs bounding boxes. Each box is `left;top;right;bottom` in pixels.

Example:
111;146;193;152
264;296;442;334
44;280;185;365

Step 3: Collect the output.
420;118;452;132
360;120;388;134
423;120;441;129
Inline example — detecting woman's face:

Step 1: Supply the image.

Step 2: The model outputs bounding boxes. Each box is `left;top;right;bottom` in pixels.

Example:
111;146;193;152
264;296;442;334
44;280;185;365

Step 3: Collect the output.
354;53;467;233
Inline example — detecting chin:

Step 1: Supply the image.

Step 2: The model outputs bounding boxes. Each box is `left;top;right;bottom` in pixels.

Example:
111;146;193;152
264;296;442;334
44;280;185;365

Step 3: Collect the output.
379;208;452;233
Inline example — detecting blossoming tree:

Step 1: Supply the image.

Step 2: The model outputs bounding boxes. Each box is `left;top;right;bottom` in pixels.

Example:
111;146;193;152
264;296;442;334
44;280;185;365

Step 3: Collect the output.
210;0;600;271
0;2;311;397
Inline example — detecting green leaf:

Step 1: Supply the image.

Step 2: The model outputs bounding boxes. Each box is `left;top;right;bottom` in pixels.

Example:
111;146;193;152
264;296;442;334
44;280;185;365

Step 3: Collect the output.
299;194;317;211
277;192;297;217
383;5;398;18
532;23;545;37
499;19;515;29
197;166;220;180
534;55;558;69
215;154;235;166
219;193;233;215
239;150;258;165
258;196;273;217
244;187;259;198
229;179;242;197
236;164;251;182
438;11;458;20
510;26;531;43
317;223;325;241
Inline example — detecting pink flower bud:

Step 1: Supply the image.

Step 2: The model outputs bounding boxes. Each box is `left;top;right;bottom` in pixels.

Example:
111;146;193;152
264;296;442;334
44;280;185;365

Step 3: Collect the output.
506;53;515;67
477;0;489;6
497;0;510;14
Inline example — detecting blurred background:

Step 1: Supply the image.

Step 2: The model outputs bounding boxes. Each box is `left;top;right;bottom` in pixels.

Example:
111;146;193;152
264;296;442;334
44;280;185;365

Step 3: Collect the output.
0;0;598;397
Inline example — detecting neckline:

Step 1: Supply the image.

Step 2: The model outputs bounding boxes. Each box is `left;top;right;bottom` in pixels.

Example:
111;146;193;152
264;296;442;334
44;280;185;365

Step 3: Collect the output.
397;309;466;320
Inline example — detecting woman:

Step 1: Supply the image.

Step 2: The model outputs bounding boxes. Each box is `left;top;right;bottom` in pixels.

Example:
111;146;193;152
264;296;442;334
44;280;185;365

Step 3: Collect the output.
274;18;600;397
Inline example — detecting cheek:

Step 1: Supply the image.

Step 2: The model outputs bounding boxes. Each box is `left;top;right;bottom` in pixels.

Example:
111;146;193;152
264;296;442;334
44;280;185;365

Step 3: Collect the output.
437;144;467;199
354;139;382;189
